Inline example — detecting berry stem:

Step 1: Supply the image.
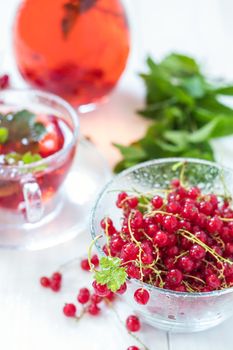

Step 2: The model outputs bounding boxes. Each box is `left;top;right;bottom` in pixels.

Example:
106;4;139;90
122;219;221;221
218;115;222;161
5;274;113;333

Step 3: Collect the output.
128;213;144;280
88;234;102;272
178;229;233;265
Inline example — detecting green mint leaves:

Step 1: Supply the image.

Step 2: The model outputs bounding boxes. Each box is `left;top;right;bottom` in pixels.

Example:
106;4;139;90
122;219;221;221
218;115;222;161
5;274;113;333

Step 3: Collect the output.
0;109;46;144
94;256;127;292
114;53;233;172
5;151;43;167
0;127;8;144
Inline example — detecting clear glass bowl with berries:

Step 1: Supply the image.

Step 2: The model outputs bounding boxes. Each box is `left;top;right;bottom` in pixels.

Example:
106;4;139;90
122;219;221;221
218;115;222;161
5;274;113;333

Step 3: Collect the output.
90;158;233;332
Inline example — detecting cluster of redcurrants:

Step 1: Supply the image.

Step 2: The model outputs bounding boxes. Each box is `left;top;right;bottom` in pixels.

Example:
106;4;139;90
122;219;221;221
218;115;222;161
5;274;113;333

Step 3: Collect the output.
40;254;144;350
40;271;62;292
99;178;233;294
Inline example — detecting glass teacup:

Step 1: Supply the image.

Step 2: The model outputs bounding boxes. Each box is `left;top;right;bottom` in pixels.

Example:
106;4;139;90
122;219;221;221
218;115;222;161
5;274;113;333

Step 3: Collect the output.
0;89;79;224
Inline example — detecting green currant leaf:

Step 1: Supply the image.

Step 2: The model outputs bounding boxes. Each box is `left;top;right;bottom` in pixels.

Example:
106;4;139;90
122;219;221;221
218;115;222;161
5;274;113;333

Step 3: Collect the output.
94;256;127;292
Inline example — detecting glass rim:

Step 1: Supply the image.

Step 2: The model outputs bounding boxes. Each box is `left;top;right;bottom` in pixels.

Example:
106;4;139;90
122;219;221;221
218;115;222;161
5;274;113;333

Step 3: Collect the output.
90;157;233;298
0;88;79;170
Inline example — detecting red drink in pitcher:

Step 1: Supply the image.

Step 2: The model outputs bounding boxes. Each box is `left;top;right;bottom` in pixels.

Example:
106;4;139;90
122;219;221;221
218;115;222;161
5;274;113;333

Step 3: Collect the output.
13;0;130;106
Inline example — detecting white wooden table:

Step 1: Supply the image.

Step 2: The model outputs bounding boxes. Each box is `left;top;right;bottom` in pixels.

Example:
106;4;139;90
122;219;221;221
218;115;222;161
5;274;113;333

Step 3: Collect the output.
1;1;233;349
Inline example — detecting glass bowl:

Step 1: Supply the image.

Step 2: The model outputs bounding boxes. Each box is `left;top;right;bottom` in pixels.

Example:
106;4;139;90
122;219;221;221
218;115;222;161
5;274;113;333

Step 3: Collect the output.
90;158;233;333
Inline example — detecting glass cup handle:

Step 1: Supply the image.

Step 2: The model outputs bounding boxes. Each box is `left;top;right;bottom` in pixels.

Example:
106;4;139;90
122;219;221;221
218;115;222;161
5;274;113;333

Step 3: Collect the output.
22;179;44;223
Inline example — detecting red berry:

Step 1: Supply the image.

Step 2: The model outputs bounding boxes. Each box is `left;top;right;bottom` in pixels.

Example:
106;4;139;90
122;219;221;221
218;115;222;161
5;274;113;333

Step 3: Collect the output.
170;179;180;188
134;288;150;305
105;291;115;301
117;282;127;295
127;197;139;209
209;194;218;208
153;230;168;247
166;269;183;287
116;192;128;208
175;285;187;292
77;288;90;304
178;256;194;272
100;217;113;229
126;315;141;332
63;303;76;317
164;257;175;269
131;211;143;229
178;219;191;231
166;245;179;257
91;254;99;267
207;216;223;234
225;242;233;255
163;215;178;233
91;294;103;304
88;303;100;316
92;281;109;297
195;230;207;243
146;224;159;237
141;241;154;264
189;244;206;260
121;242;139;261
50;280;61;292
81;258;90;271
154;213;163;224
187;187;200;199
206;274;221;289
110;235;125;253
127;347;139;350
0;74;9;89
199;201;213;216
166;201;181;214
167;233;177;247
152;195;163;209
40;276;50;288
182;203;198;221
126;263;141;279
100;217;116;235
51;272;62;282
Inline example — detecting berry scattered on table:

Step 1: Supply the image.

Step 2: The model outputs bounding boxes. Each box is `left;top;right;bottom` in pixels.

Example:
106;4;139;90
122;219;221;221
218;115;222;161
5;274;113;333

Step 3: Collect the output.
77;288;90;304
126;315;141;332
39;271;62;292
0;74;10;89
40;276;50;288
63;303;77;318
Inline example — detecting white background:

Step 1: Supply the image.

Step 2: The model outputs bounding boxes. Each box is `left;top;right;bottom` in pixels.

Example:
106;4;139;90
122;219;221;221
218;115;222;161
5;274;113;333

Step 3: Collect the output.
1;1;233;349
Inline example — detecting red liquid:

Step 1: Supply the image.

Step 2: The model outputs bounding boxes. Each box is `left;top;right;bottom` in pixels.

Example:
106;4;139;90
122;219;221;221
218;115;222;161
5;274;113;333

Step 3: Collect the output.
0;114;76;212
13;0;130;106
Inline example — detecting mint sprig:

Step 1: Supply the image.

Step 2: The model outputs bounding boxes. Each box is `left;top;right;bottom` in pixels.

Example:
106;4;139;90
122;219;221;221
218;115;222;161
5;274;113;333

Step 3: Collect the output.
94;257;127;293
114;53;233;172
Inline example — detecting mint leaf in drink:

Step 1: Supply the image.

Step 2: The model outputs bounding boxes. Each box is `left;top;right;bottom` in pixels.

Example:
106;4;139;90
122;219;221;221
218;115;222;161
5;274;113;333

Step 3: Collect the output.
62;0;97;38
0;109;46;144
94;256;127;292
22;152;42;164
0;127;8;144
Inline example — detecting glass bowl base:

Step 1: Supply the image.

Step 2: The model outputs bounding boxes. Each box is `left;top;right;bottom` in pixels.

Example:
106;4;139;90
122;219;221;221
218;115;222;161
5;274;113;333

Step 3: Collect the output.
138;311;229;333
